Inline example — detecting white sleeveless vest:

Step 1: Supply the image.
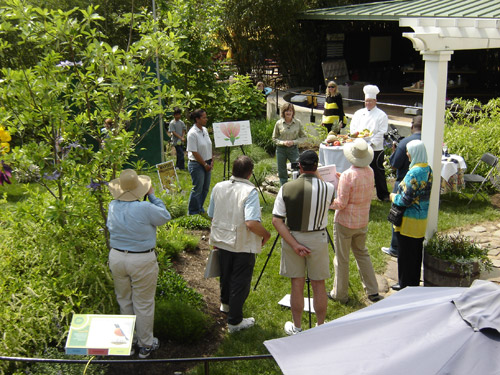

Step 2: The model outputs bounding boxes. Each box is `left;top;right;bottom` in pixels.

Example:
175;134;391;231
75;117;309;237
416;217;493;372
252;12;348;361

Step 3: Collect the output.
209;177;262;253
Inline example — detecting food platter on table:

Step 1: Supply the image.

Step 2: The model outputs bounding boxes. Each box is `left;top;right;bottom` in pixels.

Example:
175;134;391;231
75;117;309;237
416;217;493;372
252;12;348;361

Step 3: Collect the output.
323;129;373;148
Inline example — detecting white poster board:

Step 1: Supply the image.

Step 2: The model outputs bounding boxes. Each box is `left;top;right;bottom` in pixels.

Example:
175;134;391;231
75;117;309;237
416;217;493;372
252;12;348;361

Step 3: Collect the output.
156;160;179;192
213;120;252;148
317;164;339;192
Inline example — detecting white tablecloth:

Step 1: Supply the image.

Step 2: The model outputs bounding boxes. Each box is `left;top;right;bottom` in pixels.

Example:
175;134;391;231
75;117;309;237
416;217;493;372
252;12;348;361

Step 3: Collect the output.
319;143;351;173
441;154;466;180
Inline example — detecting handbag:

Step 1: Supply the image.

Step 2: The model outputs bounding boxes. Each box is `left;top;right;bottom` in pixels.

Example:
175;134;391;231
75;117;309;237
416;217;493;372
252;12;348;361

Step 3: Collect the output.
387;203;406;226
204;249;220;278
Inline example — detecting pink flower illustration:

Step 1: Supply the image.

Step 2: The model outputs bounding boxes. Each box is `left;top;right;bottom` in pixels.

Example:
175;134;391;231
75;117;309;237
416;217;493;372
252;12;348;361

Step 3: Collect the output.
220;122;240;145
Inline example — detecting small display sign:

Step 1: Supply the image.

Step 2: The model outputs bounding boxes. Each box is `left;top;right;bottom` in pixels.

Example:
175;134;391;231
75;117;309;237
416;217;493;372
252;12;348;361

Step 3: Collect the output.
65;314;135;356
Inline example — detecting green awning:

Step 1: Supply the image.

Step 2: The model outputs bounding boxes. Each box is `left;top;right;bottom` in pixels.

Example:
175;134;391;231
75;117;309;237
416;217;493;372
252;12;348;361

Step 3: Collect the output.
301;0;500;21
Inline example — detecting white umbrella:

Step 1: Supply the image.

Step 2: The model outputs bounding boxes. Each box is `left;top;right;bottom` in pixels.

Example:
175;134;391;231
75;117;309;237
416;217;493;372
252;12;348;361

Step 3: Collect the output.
264;280;500;375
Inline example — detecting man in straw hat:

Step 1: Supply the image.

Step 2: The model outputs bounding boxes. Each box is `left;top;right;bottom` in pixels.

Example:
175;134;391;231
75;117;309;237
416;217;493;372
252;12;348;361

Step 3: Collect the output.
107;169;171;358
272;150;335;335
350;84;390;202
329;139;382;303
208;155;271;333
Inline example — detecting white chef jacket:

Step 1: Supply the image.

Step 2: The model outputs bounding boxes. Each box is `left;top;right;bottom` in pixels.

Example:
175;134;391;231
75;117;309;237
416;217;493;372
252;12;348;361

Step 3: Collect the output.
350;106;388;152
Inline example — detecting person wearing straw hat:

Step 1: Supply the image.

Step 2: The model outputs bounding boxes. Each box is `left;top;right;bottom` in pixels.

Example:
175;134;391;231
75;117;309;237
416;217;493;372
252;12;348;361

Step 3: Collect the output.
350;84;390;202
329;139;382;304
107;169;171;358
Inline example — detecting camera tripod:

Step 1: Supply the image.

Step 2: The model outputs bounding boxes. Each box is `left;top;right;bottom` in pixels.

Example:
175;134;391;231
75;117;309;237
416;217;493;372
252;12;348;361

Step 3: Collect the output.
253;228;336;329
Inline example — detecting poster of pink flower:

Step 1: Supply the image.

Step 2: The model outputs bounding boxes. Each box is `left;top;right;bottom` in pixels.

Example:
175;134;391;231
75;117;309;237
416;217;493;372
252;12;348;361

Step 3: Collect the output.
213;120;252;148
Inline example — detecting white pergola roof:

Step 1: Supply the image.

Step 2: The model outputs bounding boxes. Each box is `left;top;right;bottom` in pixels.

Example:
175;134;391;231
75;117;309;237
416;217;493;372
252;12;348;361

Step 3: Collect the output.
400;17;500;238
401;17;500;51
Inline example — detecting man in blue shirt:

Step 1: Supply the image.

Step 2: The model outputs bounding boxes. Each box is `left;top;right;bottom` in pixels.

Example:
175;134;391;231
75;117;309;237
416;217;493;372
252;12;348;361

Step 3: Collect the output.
107;169;171;358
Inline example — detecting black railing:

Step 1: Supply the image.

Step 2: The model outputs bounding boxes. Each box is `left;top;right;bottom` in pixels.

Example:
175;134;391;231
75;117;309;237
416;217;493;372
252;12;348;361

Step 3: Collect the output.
0;354;274;375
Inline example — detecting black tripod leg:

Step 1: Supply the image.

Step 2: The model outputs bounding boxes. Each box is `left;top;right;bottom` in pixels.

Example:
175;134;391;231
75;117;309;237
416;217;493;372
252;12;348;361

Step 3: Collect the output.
253;234;279;291
326;228;335;254
306;275;312;329
239;145;267;204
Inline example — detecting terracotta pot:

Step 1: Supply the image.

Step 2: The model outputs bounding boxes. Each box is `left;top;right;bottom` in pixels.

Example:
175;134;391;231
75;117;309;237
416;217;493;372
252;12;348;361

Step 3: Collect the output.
423;250;480;287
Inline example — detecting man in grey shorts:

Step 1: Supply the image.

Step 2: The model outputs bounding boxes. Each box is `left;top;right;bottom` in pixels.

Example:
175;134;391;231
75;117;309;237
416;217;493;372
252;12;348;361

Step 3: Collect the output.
272;150;335;335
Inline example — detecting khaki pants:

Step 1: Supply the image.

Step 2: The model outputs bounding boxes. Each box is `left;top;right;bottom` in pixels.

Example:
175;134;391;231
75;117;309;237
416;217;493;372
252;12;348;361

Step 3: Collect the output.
331;223;379;302
109;249;158;347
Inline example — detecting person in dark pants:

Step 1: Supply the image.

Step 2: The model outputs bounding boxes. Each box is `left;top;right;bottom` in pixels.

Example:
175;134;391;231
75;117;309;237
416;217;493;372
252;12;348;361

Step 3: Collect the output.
381;116;422;258
186;109;213;215
390;140;432;290
350;85;390;201
208;156;270;333
167;107;187;170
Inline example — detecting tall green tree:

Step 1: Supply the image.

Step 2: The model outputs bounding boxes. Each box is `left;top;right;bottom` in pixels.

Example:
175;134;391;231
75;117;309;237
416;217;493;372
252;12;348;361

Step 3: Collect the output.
219;0;323;85
0;1;188;229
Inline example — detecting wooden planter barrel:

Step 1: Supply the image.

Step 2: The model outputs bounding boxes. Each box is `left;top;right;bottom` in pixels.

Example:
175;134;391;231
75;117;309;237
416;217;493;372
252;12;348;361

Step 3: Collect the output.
423;251;480;287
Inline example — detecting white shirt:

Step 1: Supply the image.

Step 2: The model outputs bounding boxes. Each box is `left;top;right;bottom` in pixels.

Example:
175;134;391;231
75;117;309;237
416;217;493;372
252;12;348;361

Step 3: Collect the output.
350;106;388;151
187;125;213;161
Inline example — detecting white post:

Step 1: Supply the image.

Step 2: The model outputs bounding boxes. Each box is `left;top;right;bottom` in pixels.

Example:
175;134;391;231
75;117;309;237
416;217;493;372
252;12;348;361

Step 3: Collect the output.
420;50;453;239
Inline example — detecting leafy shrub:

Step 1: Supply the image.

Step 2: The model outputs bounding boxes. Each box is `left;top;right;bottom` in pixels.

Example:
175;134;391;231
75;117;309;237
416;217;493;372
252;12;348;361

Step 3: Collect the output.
157;224;200;258
168;214;211;230
445;98;500;188
0;186;115;374
424;233;493;273
230;144;270;163
210;75;266;122
24;347;107;375
154;300;210;344
302;122;327;148
253;159;277;186
156;262;205;309
251;118;276;155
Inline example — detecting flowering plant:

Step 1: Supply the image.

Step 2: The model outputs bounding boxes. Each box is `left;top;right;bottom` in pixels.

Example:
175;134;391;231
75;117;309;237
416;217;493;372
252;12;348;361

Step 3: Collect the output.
0;126;11;185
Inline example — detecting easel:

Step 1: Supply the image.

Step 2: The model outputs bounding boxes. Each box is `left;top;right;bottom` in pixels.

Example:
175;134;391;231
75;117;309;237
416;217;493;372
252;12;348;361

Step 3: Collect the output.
253;229;336;329
223;145;267;204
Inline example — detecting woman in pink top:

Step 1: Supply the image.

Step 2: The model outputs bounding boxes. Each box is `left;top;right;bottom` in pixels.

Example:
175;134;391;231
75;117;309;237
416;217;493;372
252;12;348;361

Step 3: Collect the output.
329;139;381;304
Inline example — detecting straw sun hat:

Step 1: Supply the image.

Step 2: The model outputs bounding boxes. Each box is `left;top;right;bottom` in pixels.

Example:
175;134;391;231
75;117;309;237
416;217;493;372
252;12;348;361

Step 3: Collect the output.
343;139;374;168
108;169;151;201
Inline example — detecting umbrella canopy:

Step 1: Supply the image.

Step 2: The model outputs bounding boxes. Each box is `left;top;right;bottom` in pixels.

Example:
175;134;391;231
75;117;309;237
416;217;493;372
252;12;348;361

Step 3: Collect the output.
264;280;500;375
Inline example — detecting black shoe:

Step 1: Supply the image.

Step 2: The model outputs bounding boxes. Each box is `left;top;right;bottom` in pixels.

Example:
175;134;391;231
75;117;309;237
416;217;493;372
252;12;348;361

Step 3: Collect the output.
391;284;402;291
368;294;383;302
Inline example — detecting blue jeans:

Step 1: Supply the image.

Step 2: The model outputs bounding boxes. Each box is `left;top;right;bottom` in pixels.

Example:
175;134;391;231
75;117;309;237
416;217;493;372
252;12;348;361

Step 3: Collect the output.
276;145;299;185
188;161;211;215
174;144;185;170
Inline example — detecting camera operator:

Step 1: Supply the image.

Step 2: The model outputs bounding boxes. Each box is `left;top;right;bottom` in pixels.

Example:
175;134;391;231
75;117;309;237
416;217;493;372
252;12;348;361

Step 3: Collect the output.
381;116;422;258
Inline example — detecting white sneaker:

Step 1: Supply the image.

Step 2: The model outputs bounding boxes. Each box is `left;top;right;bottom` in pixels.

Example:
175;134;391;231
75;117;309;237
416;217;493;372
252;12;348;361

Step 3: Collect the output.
228;317;255;333
220;303;229;313
138;337;159;359
284;321;302;336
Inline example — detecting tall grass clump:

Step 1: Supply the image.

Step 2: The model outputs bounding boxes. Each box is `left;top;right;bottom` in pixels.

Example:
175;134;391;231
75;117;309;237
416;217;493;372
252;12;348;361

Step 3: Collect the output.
445;97;500;189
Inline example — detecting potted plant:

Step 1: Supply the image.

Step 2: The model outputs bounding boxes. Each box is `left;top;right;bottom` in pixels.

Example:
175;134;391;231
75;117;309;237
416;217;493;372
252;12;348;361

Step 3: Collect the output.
423;233;493;287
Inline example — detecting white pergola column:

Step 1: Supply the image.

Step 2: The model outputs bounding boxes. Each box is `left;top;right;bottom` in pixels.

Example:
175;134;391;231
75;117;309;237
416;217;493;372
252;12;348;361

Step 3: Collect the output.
400;16;500;239
420;51;453;239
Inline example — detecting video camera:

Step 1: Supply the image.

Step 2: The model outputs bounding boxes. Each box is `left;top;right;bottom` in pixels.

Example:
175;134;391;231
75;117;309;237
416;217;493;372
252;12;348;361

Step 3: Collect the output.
384;127;404;146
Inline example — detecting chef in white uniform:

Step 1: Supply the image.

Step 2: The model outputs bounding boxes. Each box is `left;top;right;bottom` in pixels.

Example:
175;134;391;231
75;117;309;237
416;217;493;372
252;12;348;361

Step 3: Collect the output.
350;85;390;201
